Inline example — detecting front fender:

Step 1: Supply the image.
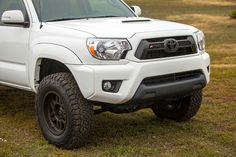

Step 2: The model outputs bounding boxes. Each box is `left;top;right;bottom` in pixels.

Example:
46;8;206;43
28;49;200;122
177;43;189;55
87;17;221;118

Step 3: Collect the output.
29;43;82;92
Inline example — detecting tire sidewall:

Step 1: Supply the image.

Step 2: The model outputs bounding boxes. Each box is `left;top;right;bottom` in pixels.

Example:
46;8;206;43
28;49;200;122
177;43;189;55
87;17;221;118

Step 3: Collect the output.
155;97;190;119
152;90;203;121
37;82;72;145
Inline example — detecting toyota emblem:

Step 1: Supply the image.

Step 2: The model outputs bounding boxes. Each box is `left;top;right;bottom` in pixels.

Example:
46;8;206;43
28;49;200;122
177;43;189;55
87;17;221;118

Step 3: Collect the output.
164;39;179;53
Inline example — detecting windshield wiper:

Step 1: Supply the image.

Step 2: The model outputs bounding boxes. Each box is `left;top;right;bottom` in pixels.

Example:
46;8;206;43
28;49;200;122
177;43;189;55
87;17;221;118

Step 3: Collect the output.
45;16;124;22
86;15;123;19
45;17;85;22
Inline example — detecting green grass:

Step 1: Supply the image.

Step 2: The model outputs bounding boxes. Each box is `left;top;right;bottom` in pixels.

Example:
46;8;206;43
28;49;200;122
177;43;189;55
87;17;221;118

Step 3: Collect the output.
230;10;236;18
1;0;236;156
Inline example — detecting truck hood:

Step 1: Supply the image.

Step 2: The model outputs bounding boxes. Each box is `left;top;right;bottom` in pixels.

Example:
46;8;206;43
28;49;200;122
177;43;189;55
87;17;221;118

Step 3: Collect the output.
46;17;197;38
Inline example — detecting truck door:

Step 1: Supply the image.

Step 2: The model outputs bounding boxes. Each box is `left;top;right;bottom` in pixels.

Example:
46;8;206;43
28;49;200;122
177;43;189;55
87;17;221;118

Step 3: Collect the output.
0;0;30;87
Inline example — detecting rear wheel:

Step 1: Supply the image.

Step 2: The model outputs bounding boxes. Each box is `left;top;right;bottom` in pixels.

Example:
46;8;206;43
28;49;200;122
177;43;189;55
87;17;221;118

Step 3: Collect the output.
152;90;203;121
36;73;94;149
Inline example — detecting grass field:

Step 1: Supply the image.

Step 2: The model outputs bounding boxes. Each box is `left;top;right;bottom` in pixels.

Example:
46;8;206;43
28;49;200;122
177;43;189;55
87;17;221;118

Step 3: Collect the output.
0;0;236;156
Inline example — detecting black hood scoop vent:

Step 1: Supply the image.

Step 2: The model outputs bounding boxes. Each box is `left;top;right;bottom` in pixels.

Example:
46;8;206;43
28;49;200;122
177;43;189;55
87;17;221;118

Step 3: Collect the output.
122;19;151;23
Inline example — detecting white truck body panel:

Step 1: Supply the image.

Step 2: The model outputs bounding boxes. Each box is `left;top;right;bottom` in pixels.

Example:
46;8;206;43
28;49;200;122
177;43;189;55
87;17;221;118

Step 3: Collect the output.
0;24;30;87
47;17;197;38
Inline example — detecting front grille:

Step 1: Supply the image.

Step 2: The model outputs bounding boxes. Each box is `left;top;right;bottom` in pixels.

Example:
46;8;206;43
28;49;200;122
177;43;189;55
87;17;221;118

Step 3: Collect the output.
135;36;198;60
143;70;202;86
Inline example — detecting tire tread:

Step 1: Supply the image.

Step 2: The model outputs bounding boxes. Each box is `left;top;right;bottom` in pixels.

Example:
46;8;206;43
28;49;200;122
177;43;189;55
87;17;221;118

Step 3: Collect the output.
36;73;93;149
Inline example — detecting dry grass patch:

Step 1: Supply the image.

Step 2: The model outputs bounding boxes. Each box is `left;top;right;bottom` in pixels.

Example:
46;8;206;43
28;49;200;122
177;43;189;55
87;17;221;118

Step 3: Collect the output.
212;64;236;68
182;0;236;7
204;66;236;104
209;43;236;53
208;43;236;64
166;14;234;33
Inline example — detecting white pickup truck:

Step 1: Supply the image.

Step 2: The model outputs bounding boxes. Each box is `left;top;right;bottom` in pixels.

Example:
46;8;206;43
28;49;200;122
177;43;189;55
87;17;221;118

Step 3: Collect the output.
0;0;210;149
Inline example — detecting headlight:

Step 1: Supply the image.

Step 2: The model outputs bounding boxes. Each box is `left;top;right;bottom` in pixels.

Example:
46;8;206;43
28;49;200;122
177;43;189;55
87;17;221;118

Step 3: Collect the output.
195;30;206;51
87;38;132;60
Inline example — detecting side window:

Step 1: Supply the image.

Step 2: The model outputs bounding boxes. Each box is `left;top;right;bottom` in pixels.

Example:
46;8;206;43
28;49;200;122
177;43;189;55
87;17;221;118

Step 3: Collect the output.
0;0;28;25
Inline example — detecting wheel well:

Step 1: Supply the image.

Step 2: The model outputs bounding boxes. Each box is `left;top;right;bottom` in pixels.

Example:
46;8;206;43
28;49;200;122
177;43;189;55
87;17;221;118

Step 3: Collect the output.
36;58;70;84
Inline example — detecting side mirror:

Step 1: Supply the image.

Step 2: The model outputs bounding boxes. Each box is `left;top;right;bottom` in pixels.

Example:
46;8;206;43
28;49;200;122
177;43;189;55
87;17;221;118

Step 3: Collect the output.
131;6;142;16
1;10;28;26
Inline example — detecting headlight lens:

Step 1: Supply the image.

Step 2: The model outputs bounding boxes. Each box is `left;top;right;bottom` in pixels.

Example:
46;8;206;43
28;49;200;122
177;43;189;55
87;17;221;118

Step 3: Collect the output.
195;30;206;51
87;38;132;60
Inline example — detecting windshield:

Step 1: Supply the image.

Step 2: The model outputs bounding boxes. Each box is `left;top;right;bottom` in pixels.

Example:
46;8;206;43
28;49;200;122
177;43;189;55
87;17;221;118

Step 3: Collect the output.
32;0;136;22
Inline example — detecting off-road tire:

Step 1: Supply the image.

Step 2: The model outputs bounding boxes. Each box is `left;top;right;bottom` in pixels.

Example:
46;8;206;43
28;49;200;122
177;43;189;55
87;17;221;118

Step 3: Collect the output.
152;90;203;122
36;72;94;149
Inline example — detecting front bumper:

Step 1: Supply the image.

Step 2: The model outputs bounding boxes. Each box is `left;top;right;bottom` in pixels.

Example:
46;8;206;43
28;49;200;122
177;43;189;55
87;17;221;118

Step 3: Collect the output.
132;72;206;103
67;53;210;104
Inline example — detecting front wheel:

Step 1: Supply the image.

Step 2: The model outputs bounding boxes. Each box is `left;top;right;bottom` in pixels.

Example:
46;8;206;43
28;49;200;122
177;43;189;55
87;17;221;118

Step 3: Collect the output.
152;90;203;122
36;73;94;149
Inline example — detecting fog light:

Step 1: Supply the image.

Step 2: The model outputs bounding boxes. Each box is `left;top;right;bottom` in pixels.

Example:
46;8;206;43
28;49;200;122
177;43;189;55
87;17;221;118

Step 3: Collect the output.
102;80;122;93
103;81;112;91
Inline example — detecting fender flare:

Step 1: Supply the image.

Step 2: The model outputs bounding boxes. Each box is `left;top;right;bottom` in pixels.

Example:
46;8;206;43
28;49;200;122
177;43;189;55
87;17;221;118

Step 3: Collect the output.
29;43;82;92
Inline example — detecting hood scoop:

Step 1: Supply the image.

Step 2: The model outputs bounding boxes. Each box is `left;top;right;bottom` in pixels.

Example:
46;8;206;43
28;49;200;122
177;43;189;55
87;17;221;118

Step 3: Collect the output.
122;19;151;23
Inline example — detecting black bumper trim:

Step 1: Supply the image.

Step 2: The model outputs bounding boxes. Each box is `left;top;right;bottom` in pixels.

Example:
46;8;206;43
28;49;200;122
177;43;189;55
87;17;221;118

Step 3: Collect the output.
132;74;207;103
